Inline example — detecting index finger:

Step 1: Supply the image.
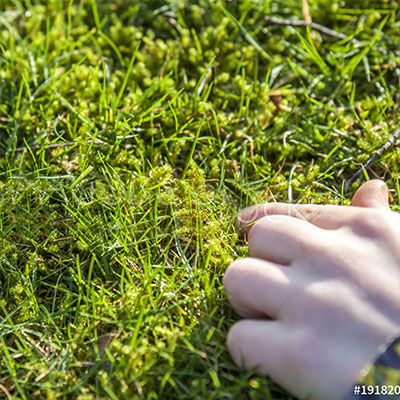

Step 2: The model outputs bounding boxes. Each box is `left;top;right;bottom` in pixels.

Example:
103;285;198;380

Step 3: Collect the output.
237;203;363;236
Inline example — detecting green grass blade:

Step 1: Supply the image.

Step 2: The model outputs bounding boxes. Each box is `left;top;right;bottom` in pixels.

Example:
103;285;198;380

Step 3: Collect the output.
219;5;274;63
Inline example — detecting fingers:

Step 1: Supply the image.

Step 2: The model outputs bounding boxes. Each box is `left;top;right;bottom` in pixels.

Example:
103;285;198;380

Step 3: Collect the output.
227;320;348;400
227;320;292;382
224;258;289;319
238;203;358;236
247;214;323;265
350;179;389;209
238;181;390;236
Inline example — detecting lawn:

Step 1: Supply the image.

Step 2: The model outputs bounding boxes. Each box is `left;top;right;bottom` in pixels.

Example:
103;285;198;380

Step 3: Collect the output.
0;0;399;399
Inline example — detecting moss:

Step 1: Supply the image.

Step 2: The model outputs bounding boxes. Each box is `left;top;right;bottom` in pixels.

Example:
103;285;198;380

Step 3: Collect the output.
0;0;399;398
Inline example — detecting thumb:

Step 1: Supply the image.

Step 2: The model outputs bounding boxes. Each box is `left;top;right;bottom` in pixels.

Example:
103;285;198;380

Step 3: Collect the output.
350;179;389;209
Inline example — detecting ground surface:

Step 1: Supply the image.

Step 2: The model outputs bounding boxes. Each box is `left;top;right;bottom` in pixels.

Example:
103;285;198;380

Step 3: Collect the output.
0;0;399;399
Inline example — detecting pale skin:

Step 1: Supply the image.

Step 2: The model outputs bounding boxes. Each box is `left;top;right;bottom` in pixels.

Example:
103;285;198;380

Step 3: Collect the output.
223;180;400;400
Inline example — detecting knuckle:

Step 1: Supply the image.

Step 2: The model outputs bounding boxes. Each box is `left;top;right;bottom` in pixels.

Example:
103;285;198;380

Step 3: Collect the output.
303;204;333;221
350;209;389;237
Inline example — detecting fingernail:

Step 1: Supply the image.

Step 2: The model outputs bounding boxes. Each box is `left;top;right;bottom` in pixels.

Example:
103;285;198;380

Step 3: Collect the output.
379;182;389;200
238;206;257;225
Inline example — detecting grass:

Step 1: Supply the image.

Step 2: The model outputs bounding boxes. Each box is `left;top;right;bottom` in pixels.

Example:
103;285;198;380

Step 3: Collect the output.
0;0;399;399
